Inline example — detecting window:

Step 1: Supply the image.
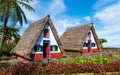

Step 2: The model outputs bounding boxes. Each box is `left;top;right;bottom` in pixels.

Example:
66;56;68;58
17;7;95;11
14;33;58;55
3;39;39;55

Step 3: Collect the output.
44;29;49;38
92;43;95;47
83;43;88;47
50;45;58;51
34;45;43;52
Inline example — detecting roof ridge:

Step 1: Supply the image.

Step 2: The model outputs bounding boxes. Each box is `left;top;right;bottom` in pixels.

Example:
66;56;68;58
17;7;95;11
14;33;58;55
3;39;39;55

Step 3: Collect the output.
66;23;93;30
32;15;50;24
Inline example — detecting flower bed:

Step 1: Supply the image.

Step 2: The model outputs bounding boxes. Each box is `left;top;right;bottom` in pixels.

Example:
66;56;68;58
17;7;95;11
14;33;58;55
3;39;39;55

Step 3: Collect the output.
0;60;119;75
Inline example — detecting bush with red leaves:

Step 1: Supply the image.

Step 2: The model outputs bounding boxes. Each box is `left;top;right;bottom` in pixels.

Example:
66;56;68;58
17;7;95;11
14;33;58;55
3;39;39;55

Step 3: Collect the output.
0;60;119;75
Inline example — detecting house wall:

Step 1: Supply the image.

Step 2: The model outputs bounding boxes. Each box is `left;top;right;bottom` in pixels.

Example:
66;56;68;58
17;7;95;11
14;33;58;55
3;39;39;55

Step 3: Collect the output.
31;24;62;60
12;54;29;62
82;30;98;53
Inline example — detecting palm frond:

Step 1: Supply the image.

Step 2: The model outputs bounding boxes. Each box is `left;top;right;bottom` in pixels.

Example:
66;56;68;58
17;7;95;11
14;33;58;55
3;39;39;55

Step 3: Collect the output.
20;0;33;3
16;5;27;24
0;26;20;42
14;3;24;25
17;0;35;11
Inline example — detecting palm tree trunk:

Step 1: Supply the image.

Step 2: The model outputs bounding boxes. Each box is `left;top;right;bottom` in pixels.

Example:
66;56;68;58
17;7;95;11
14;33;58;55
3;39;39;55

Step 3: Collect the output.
0;7;9;51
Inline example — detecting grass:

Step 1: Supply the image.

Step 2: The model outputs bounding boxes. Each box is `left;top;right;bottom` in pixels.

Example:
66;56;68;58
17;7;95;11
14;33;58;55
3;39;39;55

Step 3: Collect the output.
58;57;110;64
112;54;120;59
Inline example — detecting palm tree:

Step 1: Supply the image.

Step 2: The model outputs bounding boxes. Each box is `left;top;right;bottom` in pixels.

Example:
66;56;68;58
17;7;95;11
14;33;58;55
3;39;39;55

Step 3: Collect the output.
0;25;21;44
0;25;21;56
0;0;34;51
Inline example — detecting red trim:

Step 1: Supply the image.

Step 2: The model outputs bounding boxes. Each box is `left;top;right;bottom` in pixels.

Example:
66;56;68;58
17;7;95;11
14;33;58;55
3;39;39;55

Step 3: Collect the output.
46;42;49;58
31;54;42;60
50;52;63;58
44;29;49;38
12;52;63;61
88;32;91;38
88;32;91;53
82;48;98;53
82;49;88;53
31;52;63;60
92;49;99;52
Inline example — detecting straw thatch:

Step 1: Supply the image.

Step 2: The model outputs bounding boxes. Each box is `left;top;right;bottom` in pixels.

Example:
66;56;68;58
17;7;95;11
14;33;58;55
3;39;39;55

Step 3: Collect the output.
10;15;64;60
60;23;102;52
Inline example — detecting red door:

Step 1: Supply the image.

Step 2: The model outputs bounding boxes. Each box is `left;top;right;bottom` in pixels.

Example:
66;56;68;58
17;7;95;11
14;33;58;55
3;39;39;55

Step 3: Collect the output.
43;41;50;58
88;41;91;52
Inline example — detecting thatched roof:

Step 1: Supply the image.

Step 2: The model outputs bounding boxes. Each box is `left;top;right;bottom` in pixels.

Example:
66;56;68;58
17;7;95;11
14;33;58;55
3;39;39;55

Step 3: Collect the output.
10;15;64;60
60;23;102;52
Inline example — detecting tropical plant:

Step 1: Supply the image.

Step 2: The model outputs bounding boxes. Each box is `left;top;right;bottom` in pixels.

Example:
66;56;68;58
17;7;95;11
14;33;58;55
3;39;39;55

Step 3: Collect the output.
0;26;20;56
99;38;107;44
0;0;34;51
1;42;15;56
0;25;20;44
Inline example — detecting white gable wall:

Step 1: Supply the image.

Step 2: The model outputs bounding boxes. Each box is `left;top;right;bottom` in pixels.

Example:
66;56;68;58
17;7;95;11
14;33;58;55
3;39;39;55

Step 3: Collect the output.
83;30;98;49
32;24;61;54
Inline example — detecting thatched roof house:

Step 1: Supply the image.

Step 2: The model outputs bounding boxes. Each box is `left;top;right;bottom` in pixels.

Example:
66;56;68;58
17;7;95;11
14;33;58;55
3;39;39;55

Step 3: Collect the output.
11;15;64;62
60;23;102;53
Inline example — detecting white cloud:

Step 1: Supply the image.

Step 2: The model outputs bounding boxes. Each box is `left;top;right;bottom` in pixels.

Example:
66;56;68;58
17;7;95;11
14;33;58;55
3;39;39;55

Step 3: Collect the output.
94;1;120;47
21;0;66;22
19;0;84;37
55;18;81;36
20;0;81;37
49;0;66;15
58;19;75;28
83;16;91;21
99;33;120;47
74;21;80;25
19;0;67;35
21;0;40;22
97;25;120;35
94;4;120;22
93;0;116;10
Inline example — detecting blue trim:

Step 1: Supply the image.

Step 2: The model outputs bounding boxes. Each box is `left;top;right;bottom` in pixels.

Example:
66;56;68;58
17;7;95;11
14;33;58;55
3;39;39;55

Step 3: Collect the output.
50;45;58;51
83;43;88;47
34;45;43;52
92;43;95;47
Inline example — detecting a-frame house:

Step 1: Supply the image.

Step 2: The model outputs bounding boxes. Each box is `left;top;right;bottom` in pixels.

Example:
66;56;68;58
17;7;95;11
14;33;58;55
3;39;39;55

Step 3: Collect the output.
60;23;102;53
11;15;64;62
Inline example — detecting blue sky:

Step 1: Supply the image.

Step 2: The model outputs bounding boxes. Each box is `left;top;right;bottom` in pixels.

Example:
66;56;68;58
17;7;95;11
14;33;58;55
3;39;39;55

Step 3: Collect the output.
19;0;120;47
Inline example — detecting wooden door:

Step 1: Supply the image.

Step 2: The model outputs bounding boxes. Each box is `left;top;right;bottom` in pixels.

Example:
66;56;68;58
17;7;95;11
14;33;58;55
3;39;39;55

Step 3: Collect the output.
43;41;50;58
88;41;91;52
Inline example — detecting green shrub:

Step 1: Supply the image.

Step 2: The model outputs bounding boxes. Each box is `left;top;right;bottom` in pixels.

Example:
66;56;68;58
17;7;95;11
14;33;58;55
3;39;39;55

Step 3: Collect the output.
58;57;110;64
1;43;15;56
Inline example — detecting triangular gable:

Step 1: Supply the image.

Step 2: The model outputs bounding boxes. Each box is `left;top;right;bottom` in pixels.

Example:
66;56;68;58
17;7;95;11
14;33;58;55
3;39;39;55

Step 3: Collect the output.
10;15;64;60
90;30;98;49
60;23;102;52
82;30;98;49
82;25;102;53
32;23;62;53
